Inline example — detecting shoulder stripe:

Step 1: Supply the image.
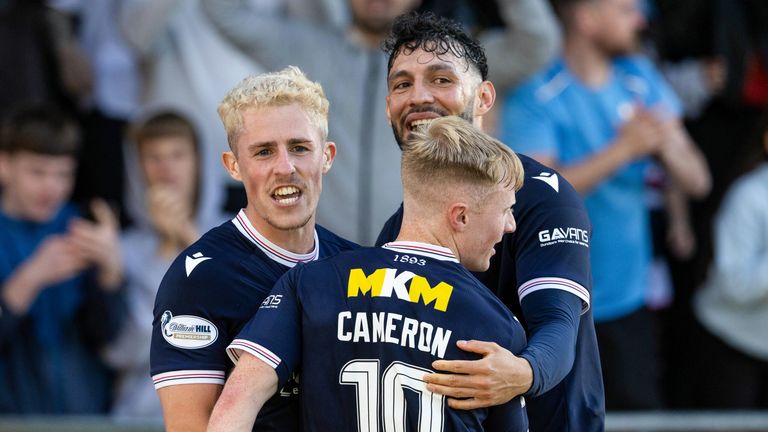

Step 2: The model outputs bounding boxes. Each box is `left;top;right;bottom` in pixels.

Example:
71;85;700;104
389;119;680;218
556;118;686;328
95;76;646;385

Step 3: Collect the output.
152;370;225;389
227;339;282;369
518;277;590;314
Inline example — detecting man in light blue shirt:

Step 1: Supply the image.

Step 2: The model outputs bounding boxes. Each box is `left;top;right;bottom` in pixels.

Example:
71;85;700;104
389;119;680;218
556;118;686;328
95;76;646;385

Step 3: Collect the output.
500;0;710;410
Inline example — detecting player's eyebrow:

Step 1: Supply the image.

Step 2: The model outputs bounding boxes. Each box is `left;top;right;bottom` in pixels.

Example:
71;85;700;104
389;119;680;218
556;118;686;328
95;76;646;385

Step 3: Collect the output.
388;63;457;84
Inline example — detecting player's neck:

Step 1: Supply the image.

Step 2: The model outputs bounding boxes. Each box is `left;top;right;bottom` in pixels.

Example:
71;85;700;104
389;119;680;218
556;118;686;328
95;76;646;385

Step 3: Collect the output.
563;37;611;87
244;209;316;255
395;222;457;257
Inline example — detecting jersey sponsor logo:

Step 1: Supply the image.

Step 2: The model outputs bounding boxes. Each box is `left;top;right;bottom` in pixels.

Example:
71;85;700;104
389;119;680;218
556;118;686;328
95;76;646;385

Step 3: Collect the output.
347;268;453;312
185;252;212;276
538;227;589;247
260;295;282;309
160;310;218;349
532;172;559;192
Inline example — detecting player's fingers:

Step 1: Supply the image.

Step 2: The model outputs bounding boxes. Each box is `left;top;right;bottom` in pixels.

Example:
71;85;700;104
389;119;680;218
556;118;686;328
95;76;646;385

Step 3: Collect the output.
424;382;477;399
423;371;478;388
431;359;481;374
447;397;488;411
455;339;500;356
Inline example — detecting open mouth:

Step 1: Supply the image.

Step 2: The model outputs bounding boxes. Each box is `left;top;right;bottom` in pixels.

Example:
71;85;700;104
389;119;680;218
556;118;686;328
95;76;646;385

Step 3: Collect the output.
272;186;302;205
407;118;435;132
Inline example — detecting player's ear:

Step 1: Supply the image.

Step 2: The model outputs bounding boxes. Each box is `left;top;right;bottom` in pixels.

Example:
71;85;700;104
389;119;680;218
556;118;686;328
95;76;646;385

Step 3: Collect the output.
447;202;470;233
475;80;496;116
222;151;242;182
322;141;336;174
385;95;392;122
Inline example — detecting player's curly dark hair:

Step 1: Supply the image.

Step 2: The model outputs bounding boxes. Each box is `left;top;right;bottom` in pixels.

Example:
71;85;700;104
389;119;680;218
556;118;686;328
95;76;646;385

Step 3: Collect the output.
383;12;488;81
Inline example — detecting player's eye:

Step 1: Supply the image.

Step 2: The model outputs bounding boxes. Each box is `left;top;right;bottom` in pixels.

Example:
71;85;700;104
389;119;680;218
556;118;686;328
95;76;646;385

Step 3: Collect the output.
392;81;411;91
291;145;310;153
255;148;272;157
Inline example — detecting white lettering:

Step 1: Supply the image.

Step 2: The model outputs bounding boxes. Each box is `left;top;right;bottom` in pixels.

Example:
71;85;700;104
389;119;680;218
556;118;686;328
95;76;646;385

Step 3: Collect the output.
385;313;402;344
372;312;386;343
335;312;454;359
338;311;352;341
354;312;371;342
401;318;418;349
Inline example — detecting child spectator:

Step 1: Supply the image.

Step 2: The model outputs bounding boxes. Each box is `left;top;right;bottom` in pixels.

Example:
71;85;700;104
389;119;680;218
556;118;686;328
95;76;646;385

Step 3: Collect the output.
0;104;125;414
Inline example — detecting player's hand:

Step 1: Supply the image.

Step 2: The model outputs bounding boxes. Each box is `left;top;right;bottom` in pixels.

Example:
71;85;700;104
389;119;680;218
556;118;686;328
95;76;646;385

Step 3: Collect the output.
68;199;123;289
423;340;533;410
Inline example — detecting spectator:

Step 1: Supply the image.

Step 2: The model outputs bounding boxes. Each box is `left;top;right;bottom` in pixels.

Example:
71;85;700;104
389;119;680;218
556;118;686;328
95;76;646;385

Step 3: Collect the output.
500;0;710;410
0;1;88;117
102;111;217;420
118;0;269;227
0;105;125;414
63;0;142;227
692;114;768;408
202;0;561;244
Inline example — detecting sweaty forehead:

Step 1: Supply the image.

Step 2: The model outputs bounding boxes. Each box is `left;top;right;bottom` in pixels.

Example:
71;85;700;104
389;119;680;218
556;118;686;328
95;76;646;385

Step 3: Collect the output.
389;48;474;80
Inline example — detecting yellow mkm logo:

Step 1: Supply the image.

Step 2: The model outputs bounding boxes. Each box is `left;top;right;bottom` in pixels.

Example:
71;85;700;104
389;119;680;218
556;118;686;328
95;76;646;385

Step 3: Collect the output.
347;268;453;312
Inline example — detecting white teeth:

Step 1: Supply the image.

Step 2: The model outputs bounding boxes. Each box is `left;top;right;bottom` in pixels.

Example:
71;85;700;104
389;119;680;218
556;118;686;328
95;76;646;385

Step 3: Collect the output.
275;196;299;205
274;186;300;196
410;119;434;129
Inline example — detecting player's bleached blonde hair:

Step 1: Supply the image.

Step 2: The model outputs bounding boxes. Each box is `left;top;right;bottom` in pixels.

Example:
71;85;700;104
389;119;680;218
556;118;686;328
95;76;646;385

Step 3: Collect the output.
401;116;524;206
217;66;329;151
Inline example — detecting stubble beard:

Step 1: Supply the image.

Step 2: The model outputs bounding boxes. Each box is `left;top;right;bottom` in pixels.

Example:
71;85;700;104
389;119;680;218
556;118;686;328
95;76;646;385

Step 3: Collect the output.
392;102;476;149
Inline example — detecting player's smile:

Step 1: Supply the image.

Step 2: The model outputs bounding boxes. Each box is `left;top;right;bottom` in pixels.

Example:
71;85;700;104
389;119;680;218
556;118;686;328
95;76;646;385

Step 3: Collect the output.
270;185;303;206
403;108;447;135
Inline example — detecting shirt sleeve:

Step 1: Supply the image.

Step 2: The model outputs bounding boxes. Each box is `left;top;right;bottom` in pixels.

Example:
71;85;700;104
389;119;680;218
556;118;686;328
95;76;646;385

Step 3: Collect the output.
149;258;232;389
518;289;582;397
227;269;302;389
512;180;593;396
514;201;591;311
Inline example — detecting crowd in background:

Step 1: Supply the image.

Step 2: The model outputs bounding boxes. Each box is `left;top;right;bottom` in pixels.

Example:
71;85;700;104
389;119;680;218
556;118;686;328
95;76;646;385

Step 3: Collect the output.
1;0;767;421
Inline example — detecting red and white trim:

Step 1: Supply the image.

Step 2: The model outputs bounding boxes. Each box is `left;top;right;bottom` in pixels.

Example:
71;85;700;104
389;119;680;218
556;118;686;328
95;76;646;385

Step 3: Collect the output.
231;209;319;268
152;369;225;390
227;339;282;369
518;277;591;314
382;241;459;263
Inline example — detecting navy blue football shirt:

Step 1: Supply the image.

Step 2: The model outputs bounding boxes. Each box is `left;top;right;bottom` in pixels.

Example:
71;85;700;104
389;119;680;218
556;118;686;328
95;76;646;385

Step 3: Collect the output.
150;209;357;431
229;242;528;431
377;154;605;432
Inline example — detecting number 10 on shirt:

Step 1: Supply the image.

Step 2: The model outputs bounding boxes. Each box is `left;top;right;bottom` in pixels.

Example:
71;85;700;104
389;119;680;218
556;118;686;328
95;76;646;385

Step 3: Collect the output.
340;359;446;432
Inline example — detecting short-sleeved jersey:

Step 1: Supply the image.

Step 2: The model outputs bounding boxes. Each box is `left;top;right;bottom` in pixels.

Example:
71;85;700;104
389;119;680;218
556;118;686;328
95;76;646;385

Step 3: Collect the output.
229;242;528;431
500;56;681;322
377;154;605;431
150;209;357;430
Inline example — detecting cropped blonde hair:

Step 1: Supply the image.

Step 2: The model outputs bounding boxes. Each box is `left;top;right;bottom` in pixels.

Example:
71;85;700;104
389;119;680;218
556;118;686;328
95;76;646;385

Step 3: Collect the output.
402;116;524;205
217;66;329;151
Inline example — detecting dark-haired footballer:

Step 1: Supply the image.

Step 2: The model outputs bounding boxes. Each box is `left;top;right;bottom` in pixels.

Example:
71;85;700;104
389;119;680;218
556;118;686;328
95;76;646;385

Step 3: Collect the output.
376;12;604;432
